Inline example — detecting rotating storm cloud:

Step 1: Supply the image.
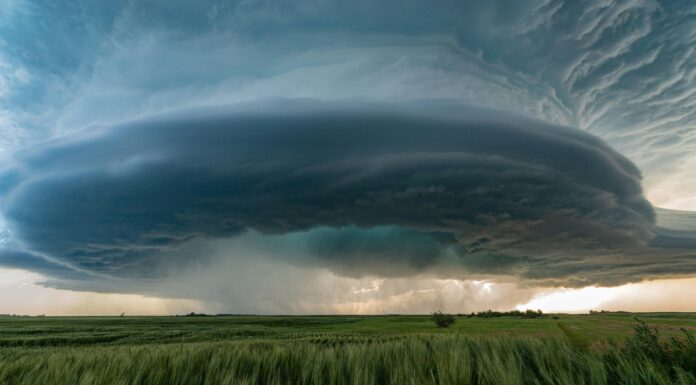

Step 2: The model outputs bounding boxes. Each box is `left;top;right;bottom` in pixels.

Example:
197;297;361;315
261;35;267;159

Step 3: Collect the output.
0;0;695;314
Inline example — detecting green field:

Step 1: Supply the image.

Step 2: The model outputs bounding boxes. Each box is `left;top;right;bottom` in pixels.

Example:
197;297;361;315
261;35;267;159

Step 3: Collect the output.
1;313;696;384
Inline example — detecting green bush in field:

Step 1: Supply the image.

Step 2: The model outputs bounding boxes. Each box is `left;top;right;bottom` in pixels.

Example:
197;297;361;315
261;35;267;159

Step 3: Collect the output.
602;317;696;382
432;311;456;328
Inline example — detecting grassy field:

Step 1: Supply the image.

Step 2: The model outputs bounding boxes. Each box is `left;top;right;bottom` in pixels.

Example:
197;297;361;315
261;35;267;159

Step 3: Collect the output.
1;313;696;384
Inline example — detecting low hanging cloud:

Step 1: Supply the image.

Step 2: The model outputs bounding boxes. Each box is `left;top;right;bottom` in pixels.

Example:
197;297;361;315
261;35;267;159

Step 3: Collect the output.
0;99;693;289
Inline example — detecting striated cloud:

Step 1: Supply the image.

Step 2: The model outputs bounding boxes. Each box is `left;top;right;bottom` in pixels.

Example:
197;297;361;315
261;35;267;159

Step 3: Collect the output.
2;1;696;210
1;1;696;311
2;100;689;288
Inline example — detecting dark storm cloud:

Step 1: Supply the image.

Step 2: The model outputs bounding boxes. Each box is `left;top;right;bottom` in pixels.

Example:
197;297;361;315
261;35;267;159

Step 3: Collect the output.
0;249;89;281
3;0;696;210
1;100;689;286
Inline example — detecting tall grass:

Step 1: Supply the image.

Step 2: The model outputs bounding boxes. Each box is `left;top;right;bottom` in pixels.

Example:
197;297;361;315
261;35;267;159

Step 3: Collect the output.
1;330;695;385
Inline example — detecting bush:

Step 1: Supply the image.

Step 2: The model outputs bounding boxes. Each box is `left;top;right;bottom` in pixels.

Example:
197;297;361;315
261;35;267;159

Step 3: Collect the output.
432;311;456;328
600;317;696;383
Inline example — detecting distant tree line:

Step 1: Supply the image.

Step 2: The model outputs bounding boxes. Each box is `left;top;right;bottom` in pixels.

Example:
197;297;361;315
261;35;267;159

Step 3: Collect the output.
589;310;629;314
180;312;209;317
462;309;546;318
177;313;270;317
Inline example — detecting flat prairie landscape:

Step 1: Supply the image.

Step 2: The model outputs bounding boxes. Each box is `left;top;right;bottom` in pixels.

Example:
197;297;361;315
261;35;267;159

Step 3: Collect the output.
1;313;696;385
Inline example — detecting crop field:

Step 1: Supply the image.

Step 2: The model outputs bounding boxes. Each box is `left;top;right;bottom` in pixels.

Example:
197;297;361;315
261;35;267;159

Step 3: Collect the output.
1;313;696;384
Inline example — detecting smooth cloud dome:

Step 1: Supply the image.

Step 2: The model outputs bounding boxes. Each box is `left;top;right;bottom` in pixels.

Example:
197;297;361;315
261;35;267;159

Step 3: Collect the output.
0;100;679;288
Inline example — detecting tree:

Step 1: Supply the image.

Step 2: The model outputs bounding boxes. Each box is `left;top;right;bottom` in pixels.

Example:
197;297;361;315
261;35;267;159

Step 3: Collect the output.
432;311;456;328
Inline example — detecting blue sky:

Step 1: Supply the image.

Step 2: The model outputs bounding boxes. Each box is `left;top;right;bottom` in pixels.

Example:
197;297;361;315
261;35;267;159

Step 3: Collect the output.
0;0;696;314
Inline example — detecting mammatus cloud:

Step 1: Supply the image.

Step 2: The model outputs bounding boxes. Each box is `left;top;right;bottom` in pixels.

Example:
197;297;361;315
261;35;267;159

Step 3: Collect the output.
1;100;693;294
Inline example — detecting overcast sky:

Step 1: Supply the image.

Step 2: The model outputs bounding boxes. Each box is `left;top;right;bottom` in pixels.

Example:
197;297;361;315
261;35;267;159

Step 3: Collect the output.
1;0;695;315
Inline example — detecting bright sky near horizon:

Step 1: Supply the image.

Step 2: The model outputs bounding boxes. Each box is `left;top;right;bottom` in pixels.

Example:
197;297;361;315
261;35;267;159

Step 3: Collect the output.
1;0;696;315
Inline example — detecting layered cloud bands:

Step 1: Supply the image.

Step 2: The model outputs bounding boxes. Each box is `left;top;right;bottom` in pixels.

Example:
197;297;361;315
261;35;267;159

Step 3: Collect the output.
3;1;696;210
2;100;684;287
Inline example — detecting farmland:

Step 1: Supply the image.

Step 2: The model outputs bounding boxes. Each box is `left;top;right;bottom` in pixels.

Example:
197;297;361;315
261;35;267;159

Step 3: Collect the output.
0;313;696;384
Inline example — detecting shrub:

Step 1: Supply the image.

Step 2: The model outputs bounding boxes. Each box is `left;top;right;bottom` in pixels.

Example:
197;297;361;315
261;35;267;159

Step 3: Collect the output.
432;311;456;328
